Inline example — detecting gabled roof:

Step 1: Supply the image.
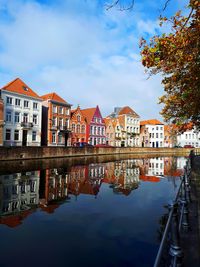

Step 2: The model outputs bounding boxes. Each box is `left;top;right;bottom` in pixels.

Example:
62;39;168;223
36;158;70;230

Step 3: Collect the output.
118;106;139;117
140;119;164;126
41;92;68;104
1;78;41;99
81;107;96;123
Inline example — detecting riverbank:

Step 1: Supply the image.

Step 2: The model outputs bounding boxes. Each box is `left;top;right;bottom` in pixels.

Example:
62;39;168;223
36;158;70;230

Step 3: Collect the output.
0;146;199;161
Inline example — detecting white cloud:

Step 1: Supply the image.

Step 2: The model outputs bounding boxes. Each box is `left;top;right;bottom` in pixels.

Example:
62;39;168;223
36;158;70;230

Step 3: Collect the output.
0;0;164;120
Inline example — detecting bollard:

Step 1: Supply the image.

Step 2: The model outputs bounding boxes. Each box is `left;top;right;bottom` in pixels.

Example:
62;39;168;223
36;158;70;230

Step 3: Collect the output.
169;202;183;267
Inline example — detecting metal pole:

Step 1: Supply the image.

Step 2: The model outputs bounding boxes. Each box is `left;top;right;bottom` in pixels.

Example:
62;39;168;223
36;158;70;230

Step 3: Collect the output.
169;202;183;266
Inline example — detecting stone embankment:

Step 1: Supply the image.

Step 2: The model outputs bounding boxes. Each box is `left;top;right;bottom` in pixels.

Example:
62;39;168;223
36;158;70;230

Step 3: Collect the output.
0;146;199;161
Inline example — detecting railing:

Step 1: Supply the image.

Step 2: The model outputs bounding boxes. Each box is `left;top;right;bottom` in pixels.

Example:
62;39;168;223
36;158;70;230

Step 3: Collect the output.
154;153;192;267
21;122;33;128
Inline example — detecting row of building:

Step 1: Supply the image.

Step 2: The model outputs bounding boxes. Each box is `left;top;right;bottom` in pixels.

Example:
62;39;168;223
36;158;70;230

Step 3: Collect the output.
0;77;199;148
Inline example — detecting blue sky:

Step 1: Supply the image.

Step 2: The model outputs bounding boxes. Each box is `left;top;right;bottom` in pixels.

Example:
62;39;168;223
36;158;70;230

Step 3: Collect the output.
0;0;189;119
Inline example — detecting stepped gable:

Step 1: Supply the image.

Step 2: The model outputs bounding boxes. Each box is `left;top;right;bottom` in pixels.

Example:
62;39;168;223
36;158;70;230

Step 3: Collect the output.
118;106;139;117
41;92;68;104
1;78;41;99
140;119;164;126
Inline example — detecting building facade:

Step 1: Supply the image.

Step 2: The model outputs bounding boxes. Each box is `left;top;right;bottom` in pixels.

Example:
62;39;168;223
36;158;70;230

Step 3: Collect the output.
81;106;106;145
104;117;122;146
0;78;42;146
41;93;72;146
108;106;140;147
140;119;164;148
0;97;4;146
176;128;200;148
71;106;87;145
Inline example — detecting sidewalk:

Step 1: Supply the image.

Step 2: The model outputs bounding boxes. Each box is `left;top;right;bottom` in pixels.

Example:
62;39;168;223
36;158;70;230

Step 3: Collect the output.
182;155;200;266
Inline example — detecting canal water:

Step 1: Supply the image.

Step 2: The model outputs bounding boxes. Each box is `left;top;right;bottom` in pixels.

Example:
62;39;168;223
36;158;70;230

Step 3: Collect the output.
0;156;186;267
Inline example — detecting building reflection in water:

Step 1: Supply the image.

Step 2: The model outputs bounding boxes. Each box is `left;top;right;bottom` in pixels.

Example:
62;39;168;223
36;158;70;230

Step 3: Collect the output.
0;171;40;227
0;157;185;227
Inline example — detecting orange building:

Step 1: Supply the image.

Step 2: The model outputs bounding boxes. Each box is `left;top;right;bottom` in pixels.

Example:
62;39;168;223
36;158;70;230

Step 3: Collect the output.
71;106;87;145
164;124;177;148
41;92;72;146
0;97;4;146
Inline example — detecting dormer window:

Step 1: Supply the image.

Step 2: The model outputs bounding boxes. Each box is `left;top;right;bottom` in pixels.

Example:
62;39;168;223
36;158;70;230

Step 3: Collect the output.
23;86;28;91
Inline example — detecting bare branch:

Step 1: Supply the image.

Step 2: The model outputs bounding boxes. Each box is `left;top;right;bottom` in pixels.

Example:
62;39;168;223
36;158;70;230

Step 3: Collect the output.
105;0;134;11
163;0;171;11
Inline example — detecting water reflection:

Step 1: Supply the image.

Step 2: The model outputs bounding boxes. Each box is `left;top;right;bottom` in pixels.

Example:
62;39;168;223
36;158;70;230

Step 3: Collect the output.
0;156;186;228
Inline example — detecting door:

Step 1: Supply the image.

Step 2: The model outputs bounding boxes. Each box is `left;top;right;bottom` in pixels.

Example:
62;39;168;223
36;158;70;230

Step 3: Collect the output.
22;130;28;146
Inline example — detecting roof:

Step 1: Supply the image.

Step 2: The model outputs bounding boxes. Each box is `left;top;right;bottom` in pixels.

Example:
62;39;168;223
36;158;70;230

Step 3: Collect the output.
1;78;41;99
140;119;164;126
118;106;139;117
81;107;96;123
41;92;68;104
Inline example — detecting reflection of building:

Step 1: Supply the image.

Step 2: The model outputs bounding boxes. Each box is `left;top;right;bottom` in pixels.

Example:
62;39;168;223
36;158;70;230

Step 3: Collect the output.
138;158;164;179
104;159;140;195
1;78;42;146
39;169;69;213
0;97;4;146
41;92;72;146
0;171;40;227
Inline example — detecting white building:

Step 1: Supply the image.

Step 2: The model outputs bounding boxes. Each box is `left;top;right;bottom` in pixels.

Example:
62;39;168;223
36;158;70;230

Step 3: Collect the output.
177;128;200;148
0;78;42;146
140;119;164;148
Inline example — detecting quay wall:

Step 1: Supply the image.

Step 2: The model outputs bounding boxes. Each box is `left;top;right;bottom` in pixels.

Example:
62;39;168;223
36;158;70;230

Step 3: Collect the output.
0;146;199;161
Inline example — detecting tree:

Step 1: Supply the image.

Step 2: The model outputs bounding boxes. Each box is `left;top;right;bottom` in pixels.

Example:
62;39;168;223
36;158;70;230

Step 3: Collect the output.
140;0;200;131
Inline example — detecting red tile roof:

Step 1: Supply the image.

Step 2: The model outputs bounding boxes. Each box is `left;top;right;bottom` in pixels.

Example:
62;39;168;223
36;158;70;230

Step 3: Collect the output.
81;108;96;123
140;119;164;126
118;106;139;117
1;78;41;99
41;92;68;104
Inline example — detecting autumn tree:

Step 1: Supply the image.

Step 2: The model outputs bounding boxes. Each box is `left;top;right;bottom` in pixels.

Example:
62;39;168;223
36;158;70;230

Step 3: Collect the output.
140;0;200;131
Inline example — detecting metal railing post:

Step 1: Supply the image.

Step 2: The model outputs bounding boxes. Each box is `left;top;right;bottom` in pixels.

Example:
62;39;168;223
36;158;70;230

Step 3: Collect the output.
169;202;183;267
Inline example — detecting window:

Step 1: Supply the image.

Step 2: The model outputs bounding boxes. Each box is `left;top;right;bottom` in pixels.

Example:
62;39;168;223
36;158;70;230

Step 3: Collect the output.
156;126;158;130
65;119;69;128
94;126;97;135
15;99;21;106
58;118;63;127
52;117;56;126
81;125;85;133
23;113;28;123
156;133;158;138
90;126;93;134
152;133;154;138
77;115;81;122
33;114;38;125
66;108;69;115
6;97;12;105
24;100;29;108
72;124;75;132
5;129;11;140
53;106;57;113
59;107;63;114
98;127;100;135
6;111;12;122
52;132;56;143
101;127;104;135
14;130;19;141
160;133;163;138
77;124;80;133
15;112;20;123
33;102;38;109
58;133;62;143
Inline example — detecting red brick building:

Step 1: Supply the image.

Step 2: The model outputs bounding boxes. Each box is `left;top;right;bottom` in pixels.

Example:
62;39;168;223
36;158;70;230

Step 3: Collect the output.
71;106;87;145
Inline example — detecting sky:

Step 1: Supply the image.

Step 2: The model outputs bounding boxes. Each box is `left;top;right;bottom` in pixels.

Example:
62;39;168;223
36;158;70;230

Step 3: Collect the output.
0;0;189;119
